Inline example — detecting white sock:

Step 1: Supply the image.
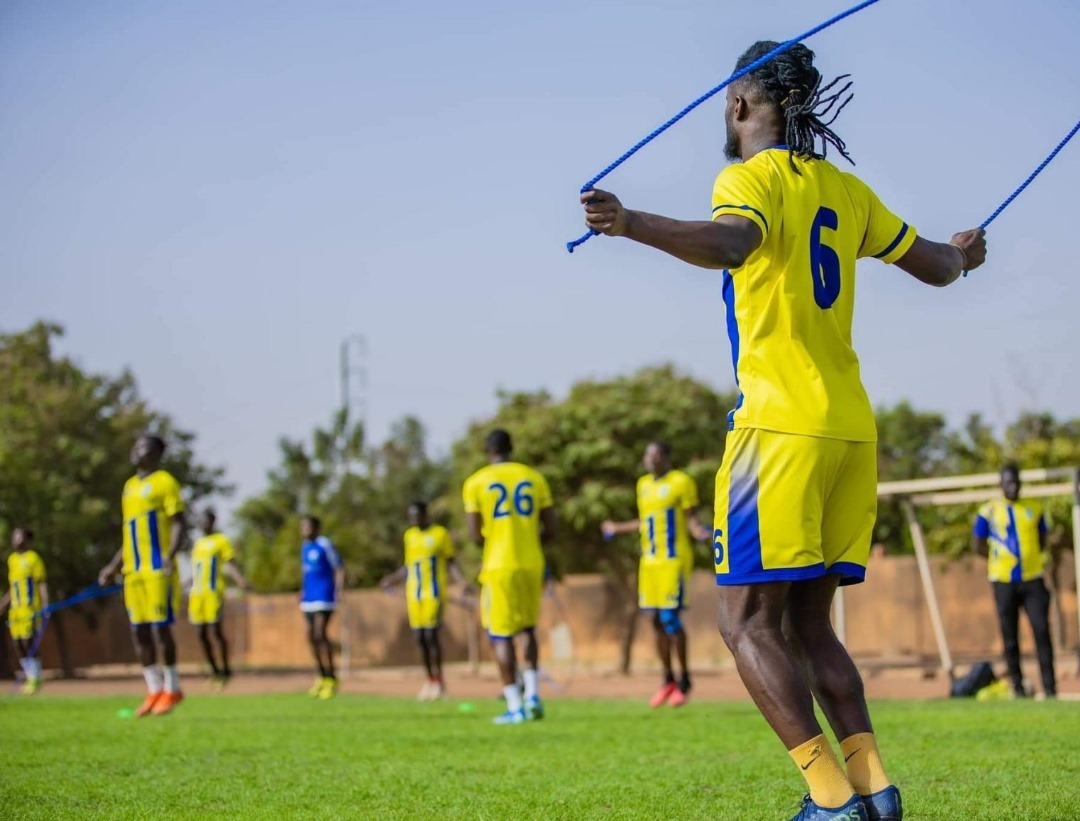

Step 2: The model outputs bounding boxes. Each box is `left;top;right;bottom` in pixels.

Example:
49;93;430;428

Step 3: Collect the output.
143;666;163;694
19;657;32;678
523;669;540;700
503;684;523;713
27;658;41;679
163;665;180;694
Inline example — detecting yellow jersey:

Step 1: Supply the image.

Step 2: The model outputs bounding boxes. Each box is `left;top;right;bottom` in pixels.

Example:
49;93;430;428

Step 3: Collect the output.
637;470;699;565
121;470;184;574
190;533;236;595
8;550;46;612
974;499;1048;583
403;525;454;601
711;148;918;442
463;461;553;573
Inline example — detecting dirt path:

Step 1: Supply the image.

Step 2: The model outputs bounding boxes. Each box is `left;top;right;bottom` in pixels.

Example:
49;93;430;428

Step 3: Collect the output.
26;661;1078;702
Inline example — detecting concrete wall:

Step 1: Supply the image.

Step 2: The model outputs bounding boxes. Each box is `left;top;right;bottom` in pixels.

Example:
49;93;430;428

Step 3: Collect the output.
26;553;1078;674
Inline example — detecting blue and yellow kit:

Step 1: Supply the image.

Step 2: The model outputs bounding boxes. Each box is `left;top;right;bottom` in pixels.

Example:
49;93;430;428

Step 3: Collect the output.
463;461;553;638
7;550;46;640
189;533;236;625
710;149;915;586
121;470;184;625
974;499;1048;584
403;525;454;629
636;470;698;611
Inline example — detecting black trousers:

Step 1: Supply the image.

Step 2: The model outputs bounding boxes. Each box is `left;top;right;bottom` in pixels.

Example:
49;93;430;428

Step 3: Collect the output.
992;579;1056;696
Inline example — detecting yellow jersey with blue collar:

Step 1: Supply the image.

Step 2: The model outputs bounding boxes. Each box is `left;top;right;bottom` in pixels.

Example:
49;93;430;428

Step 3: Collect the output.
7;550;46;612
190;533;236;595
711;148;917;442
636;470;699;565
121;470;184;574
463;461;553;574
974;498;1048;583
403;525;454;601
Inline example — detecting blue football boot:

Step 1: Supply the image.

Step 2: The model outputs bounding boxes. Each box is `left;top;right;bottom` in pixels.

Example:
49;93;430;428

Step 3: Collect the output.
861;786;903;820
524;695;544;721
790;793;866;820
492;708;526;725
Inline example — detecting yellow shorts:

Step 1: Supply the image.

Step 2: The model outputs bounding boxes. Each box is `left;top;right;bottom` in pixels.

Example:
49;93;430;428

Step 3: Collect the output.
407;597;443;630
8;606;41;640
714;428;876;586
189;592;225;625
638;559;689;611
124;572;181;626
481;568;543;639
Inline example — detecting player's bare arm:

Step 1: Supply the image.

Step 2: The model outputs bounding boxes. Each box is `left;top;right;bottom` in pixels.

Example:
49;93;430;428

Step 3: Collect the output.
1039;528;1057;593
380;565;408;591
540;506;557;544
39;581;49;610
163;512;186;575
448;557;466;585
0;591;10;614
581;190;763;269
895;230;987;287
972;533;990;558
99;547;123;586
600;518;640;538
686;509;710;542
225;560;251;592
466;511;484;547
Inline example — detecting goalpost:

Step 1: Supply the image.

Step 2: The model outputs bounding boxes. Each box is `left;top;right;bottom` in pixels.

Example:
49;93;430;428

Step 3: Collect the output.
834;467;1080;681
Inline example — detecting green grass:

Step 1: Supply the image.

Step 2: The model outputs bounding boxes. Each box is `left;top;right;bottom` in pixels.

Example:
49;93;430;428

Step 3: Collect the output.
2;693;1079;819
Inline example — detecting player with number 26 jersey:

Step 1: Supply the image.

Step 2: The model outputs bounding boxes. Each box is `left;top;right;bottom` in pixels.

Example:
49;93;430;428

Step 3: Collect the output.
463;460;553;637
712;148;916;587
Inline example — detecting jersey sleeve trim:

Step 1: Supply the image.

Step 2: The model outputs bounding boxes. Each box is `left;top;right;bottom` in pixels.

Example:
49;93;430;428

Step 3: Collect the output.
711;203;769;235
973;515;990;539
462;477;481;514
317;536;343;569
872;222;916;263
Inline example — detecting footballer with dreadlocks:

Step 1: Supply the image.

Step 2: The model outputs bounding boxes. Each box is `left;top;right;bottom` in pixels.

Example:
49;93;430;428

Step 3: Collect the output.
580;42;987;821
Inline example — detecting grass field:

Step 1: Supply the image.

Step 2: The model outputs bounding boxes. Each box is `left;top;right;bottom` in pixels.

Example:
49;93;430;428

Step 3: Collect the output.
3;693;1079;819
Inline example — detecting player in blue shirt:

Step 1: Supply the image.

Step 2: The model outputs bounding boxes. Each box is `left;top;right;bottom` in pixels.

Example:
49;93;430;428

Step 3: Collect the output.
300;515;344;699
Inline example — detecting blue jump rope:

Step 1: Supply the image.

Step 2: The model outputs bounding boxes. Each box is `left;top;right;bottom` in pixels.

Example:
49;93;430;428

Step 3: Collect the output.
24;582;123;659
567;0;1079;255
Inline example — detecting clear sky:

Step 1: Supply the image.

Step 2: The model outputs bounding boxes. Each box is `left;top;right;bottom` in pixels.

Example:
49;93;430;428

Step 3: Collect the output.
3;0;1079;512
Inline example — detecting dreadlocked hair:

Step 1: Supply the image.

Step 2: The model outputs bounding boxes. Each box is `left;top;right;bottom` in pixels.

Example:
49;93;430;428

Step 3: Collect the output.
734;41;855;172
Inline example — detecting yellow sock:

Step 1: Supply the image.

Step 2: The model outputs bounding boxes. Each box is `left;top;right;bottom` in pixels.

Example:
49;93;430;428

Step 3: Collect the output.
788;734;854;809
840;732;892;795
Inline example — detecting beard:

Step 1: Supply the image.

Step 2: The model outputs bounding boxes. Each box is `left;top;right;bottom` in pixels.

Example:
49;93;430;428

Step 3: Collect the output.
724;124;741;161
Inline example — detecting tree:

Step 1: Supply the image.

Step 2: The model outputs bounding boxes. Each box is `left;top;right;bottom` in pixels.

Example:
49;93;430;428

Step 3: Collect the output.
873;402;953;553
0;322;229;674
235;411;449;591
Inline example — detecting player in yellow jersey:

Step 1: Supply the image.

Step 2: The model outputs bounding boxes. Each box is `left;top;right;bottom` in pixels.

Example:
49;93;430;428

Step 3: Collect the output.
973;464;1056;698
463;429;557;725
379;500;463;701
602;442;708;708
0;527;49;694
190;509;250;689
580;40;987;821
99;435;187;717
